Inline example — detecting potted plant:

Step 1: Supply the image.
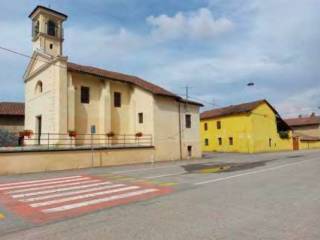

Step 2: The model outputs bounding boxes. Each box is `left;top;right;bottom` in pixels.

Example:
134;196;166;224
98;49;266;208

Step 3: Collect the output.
106;131;115;138
68;130;77;138
19;130;33;138
135;132;143;138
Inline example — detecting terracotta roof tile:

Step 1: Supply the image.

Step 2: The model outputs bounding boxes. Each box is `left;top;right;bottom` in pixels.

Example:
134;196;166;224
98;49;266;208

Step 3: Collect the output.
285;116;320;127
67;62;203;106
200;99;266;120
0;102;25;116
68;62;178;97
292;132;320;141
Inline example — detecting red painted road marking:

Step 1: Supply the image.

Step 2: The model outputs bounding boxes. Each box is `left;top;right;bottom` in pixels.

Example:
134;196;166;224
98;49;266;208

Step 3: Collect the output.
0;175;173;224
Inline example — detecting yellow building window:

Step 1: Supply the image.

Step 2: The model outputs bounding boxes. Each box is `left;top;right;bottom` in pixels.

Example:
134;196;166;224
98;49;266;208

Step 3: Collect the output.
204;122;208;131
229;137;233;145
205;138;209;146
217;121;221;129
218;137;222;145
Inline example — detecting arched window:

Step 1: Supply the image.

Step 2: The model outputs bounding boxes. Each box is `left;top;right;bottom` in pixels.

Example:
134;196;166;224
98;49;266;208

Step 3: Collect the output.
47;20;56;37
35;81;43;94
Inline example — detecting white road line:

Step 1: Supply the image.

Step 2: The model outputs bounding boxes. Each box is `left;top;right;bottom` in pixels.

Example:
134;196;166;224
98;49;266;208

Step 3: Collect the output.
9;179;101;194
194;158;318;186
42;188;159;213
0;176;82;188
12;181;112;198
113;165;177;174
31;186;141;207
22;184;126;202
0;177;91;191
145;172;185;179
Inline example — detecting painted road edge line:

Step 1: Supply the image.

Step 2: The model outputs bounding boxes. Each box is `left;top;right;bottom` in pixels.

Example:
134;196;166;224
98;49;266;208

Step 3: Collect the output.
145;172;185;179
194;158;318;186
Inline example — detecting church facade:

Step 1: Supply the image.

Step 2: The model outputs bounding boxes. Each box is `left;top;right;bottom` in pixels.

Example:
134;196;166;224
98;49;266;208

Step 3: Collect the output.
24;6;202;161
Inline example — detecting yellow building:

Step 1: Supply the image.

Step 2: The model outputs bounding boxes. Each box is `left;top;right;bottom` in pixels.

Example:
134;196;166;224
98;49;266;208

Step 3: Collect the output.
200;100;293;153
23;6;202;161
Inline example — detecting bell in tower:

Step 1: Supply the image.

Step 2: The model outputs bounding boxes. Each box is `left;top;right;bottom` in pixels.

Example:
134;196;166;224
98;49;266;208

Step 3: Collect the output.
29;6;68;57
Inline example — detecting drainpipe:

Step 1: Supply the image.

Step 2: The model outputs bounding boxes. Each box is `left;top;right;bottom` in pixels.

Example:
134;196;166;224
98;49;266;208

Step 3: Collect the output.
178;102;183;160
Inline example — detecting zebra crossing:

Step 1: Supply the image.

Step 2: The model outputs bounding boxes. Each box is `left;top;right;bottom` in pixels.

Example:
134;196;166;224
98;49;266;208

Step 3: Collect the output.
0;175;172;223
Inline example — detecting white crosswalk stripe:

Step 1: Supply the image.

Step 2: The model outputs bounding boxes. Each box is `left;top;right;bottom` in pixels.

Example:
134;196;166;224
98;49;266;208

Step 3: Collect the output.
30;186;141;207
22;184;126;202
0;177;91;191
0;176;83;188
42;189;159;213
12;181;112;198
0;175;163;219
9;179;101;194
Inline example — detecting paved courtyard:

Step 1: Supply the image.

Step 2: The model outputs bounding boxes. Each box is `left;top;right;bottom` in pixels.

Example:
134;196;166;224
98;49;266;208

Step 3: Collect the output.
0;149;319;240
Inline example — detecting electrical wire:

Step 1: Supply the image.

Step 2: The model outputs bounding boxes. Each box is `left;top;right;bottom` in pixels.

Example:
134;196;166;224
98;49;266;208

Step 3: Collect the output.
0;45;68;70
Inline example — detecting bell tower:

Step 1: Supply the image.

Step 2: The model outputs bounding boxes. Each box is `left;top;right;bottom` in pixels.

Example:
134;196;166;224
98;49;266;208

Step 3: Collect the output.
29;6;68;57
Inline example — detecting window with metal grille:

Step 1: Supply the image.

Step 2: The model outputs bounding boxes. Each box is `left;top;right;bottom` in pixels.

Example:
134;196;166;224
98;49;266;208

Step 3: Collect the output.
81;86;90;104
138;113;143;124
114;92;121;107
185;114;191;128
205;138;209;146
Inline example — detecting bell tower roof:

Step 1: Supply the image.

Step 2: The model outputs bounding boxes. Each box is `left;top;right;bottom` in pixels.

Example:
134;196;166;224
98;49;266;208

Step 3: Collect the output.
29;5;68;20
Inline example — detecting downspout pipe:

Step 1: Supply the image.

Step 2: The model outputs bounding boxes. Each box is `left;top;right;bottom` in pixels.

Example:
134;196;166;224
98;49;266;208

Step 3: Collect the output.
178;102;183;160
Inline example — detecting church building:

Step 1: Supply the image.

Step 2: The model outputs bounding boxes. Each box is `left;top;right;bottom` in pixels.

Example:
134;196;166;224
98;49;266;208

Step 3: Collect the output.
23;6;202;161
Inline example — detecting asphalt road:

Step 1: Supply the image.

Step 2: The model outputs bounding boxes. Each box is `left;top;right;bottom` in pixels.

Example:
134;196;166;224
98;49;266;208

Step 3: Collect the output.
0;150;319;240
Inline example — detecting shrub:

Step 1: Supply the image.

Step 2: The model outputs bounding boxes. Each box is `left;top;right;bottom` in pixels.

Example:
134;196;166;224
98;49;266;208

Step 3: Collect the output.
0;129;19;147
279;131;289;139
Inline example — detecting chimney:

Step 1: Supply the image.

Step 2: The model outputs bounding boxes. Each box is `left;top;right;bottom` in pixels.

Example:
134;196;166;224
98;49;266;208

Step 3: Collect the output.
298;114;302;118
310;112;316;117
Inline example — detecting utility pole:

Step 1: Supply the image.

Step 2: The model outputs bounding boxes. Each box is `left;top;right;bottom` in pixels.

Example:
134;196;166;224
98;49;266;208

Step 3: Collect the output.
185;86;190;112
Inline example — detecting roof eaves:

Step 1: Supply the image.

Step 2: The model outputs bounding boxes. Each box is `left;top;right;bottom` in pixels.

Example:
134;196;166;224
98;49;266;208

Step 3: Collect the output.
29;5;68;19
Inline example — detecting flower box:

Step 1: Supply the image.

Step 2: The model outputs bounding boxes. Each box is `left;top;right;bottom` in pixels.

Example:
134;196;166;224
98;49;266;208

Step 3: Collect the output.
135;132;143;138
68;130;77;138
19;130;33;138
106;132;115;138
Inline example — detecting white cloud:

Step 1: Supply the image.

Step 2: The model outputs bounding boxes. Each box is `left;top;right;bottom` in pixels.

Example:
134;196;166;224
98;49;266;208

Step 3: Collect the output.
277;89;320;118
146;8;234;41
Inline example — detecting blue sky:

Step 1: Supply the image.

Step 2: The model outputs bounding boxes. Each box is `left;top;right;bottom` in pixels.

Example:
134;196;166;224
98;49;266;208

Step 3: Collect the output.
0;0;319;117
